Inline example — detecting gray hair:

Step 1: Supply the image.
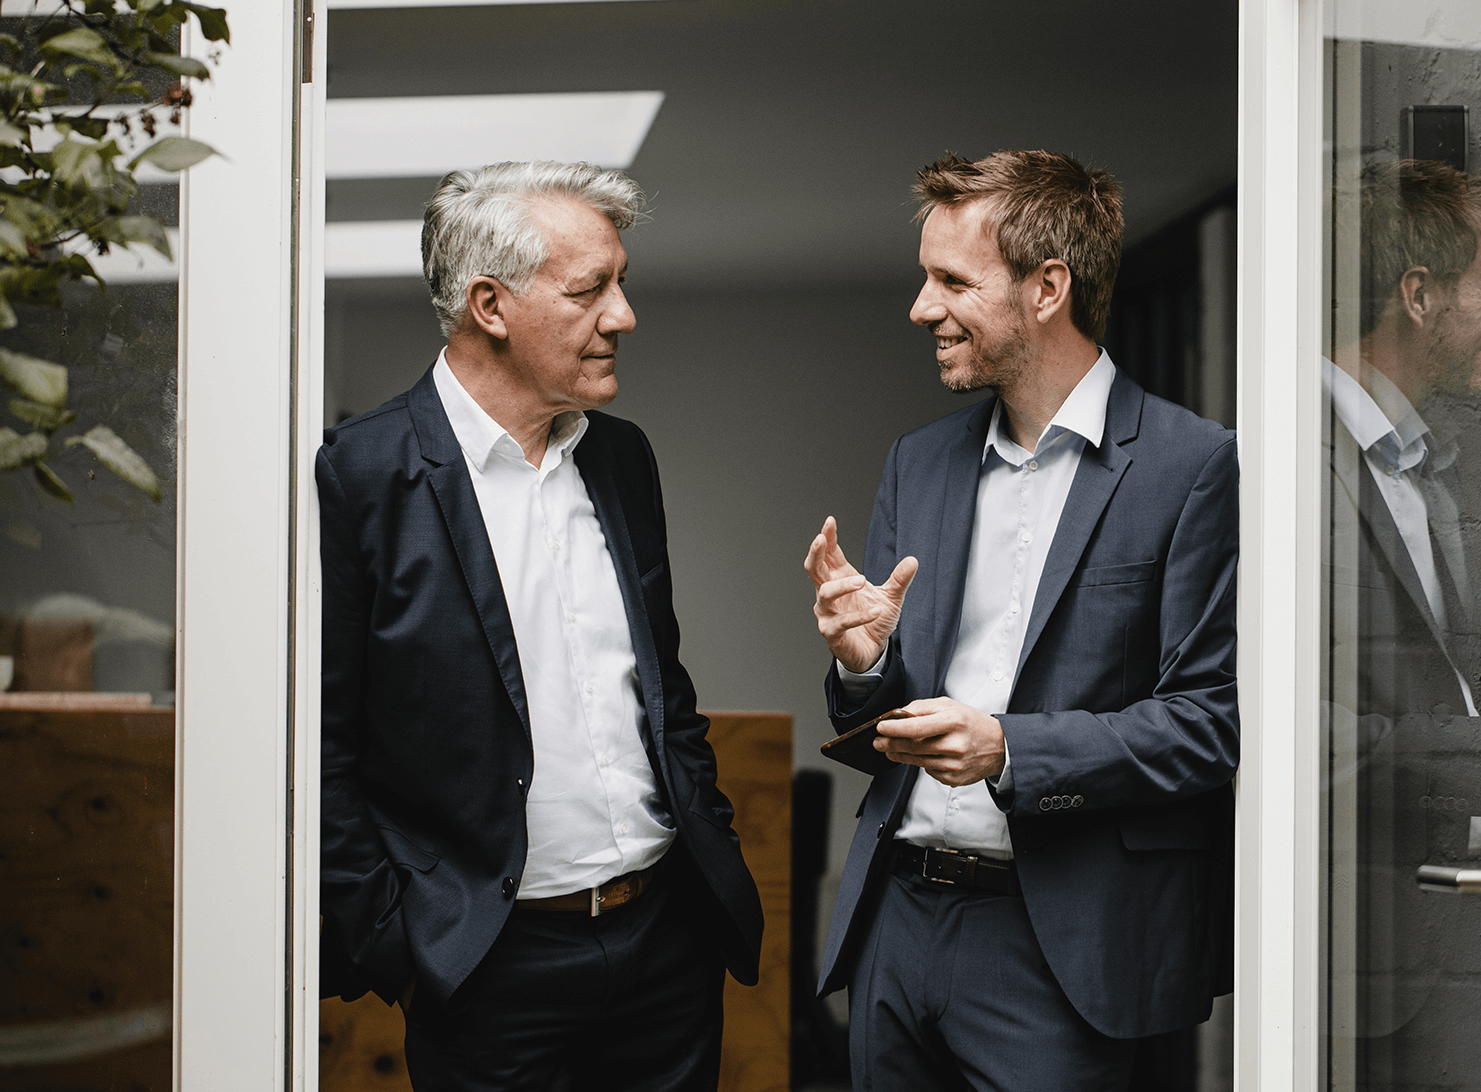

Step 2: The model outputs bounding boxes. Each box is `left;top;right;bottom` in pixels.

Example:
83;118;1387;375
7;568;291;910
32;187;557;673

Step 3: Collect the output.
421;161;647;336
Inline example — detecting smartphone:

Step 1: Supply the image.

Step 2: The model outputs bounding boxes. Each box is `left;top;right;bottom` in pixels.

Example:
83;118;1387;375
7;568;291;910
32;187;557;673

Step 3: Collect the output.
819;709;911;777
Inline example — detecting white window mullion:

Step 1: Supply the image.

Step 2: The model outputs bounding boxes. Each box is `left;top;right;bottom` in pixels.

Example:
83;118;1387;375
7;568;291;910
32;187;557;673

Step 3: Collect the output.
177;3;301;1088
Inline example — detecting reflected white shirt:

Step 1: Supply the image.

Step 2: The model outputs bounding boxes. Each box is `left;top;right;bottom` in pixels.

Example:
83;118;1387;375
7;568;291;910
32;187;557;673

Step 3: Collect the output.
433;352;674;897
842;351;1117;856
1323;358;1478;716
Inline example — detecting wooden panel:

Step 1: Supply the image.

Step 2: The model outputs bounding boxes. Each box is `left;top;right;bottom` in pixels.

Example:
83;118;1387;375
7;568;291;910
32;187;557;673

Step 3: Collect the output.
320;712;792;1092
0;699;174;1089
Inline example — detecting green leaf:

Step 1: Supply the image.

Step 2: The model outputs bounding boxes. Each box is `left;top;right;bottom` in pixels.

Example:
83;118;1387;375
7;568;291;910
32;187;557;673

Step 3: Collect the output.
96;215;172;259
8;398;75;430
144;51;210;80
32;460;73;503
65;425;160;501
0;426;47;471
0;120;25;146
185;4;231;43
40;28;118;69
50;138;101;186
129;136;216;173
0;220;28;258
0;349;66;408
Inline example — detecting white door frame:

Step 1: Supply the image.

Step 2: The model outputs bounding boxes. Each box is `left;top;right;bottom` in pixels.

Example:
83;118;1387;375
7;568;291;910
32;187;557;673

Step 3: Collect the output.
175;1;325;1087
172;0;1348;1087
1234;0;1327;1088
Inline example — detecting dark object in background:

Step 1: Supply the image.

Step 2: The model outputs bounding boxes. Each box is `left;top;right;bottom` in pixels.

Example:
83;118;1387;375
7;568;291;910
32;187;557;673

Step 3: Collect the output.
1402;105;1469;172
791;769;850;1087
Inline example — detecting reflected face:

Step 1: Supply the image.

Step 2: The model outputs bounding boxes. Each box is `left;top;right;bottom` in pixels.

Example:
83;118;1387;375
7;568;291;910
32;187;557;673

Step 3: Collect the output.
1427;235;1481;394
500;197;636;414
908;199;1032;393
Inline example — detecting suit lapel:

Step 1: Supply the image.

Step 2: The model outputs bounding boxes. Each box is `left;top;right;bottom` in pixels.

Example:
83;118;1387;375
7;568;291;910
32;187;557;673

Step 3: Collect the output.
574;428;668;764
1013;371;1138;683
406;368;532;743
1330;421;1453;657
930;398;994;693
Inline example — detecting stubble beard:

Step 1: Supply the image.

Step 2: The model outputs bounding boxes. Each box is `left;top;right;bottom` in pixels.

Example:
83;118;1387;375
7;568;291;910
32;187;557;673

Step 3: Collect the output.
940;298;1033;396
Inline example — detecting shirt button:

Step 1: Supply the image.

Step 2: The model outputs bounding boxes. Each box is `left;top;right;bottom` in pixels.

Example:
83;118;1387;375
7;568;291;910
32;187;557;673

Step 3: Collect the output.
992;669;1004;682
950;798;960;811
602;754;611;766
585;682;594;695
1020;531;1032;544
1009;602;1019;614
618;824;629;836
567;611;576;623
551;538;561;551
1028;460;1039;471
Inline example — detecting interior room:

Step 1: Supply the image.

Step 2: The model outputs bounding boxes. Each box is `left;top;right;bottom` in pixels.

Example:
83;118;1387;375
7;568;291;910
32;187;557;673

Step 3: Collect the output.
319;1;1239;1089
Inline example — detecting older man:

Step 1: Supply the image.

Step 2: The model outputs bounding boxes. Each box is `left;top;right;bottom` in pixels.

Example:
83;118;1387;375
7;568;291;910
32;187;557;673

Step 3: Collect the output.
805;151;1239;1091
318;161;761;1091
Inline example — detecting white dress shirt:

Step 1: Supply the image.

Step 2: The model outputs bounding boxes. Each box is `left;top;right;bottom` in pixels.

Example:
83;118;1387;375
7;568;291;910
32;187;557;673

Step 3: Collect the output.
433;352;674;897
842;351;1118;856
1323;358;1478;716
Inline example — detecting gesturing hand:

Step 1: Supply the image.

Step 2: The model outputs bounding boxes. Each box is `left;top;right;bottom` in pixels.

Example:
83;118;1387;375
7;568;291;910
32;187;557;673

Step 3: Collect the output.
804;516;918;674
874;698;1006;786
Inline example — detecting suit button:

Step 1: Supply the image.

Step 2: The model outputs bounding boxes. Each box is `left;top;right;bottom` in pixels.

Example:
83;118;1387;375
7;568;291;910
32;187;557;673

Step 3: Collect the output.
1072;795;1084;807
517;778;526;795
1038;798;1051;811
877;822;886;838
502;877;516;898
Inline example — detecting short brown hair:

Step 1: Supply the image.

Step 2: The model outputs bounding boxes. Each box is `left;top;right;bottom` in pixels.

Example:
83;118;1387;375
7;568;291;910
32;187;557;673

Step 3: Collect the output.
914;151;1123;341
1356;159;1480;339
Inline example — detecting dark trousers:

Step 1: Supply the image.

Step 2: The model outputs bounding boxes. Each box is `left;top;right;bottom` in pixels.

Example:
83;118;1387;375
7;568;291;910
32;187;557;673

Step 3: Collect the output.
849;872;1135;1092
404;855;726;1092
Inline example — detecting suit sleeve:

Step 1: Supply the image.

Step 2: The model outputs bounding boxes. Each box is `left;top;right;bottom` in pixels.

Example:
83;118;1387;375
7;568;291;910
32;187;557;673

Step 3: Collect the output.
317;445;414;1003
989;436;1240;814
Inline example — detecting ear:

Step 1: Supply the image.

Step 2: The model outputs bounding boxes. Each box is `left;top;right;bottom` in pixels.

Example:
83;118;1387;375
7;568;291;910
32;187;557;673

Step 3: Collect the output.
1025;259;1074;326
1398;266;1435;329
464;275;511;340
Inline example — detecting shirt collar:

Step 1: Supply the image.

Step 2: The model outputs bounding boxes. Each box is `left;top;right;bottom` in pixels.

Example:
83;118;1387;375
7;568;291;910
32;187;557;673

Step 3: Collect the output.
983;348;1116;465
1322;357;1431;473
432;348;588;473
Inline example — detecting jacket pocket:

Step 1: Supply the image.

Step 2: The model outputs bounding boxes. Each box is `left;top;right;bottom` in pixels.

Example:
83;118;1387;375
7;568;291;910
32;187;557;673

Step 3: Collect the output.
377;824;441;873
1119;811;1207;852
1072;559;1158;588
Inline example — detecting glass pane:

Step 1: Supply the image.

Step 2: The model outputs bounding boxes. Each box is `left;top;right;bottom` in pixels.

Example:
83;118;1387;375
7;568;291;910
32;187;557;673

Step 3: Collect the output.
1321;3;1481;1088
0;171;178;1092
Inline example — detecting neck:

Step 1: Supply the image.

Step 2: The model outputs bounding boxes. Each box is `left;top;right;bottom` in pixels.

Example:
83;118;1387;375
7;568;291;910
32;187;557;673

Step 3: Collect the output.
1333;324;1427;408
444;339;555;467
997;335;1101;452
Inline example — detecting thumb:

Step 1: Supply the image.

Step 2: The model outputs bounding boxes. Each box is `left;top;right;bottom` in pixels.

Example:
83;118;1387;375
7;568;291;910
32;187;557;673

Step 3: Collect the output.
883;556;919;602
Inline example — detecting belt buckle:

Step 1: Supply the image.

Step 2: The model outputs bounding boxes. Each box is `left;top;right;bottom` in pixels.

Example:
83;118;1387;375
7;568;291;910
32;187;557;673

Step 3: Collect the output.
924;846;962;885
590;885;603;917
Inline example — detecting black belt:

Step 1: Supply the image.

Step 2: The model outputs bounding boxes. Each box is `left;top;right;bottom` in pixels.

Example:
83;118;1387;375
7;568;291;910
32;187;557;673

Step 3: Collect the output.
890;843;1021;896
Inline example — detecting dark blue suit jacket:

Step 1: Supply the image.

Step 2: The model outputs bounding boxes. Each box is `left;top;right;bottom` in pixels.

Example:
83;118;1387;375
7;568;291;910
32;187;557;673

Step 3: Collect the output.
818;369;1239;1039
317;366;762;1007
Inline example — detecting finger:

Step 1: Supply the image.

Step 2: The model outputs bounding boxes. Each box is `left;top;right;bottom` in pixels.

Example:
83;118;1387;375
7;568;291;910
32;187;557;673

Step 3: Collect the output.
882;555;919;601
817;607;885;638
803;533;830;586
816;574;867;603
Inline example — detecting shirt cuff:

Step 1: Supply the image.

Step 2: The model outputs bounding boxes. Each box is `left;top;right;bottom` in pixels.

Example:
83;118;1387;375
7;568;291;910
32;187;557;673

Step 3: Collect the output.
988;738;1012;791
835;648;889;704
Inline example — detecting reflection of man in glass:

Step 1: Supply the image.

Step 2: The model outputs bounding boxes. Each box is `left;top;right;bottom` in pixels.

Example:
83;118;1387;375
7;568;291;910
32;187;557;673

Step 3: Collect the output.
1327;159;1481;1084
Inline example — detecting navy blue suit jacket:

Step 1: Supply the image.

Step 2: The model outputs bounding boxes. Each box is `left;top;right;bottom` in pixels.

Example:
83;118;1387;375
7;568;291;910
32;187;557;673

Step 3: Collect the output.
317;366;762;1007
818;369;1239;1039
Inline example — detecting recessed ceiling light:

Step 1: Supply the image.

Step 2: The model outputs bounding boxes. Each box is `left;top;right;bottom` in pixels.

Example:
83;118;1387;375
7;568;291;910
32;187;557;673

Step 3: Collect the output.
327;91;663;180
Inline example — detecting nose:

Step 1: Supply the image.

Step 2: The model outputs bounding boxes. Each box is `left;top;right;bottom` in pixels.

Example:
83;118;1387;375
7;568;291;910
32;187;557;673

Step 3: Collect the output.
600;285;637;335
910;280;943;327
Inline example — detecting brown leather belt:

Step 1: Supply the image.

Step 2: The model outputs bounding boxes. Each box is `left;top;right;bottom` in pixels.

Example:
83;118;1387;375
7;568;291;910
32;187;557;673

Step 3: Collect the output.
890;843;1021;896
514;865;657;917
